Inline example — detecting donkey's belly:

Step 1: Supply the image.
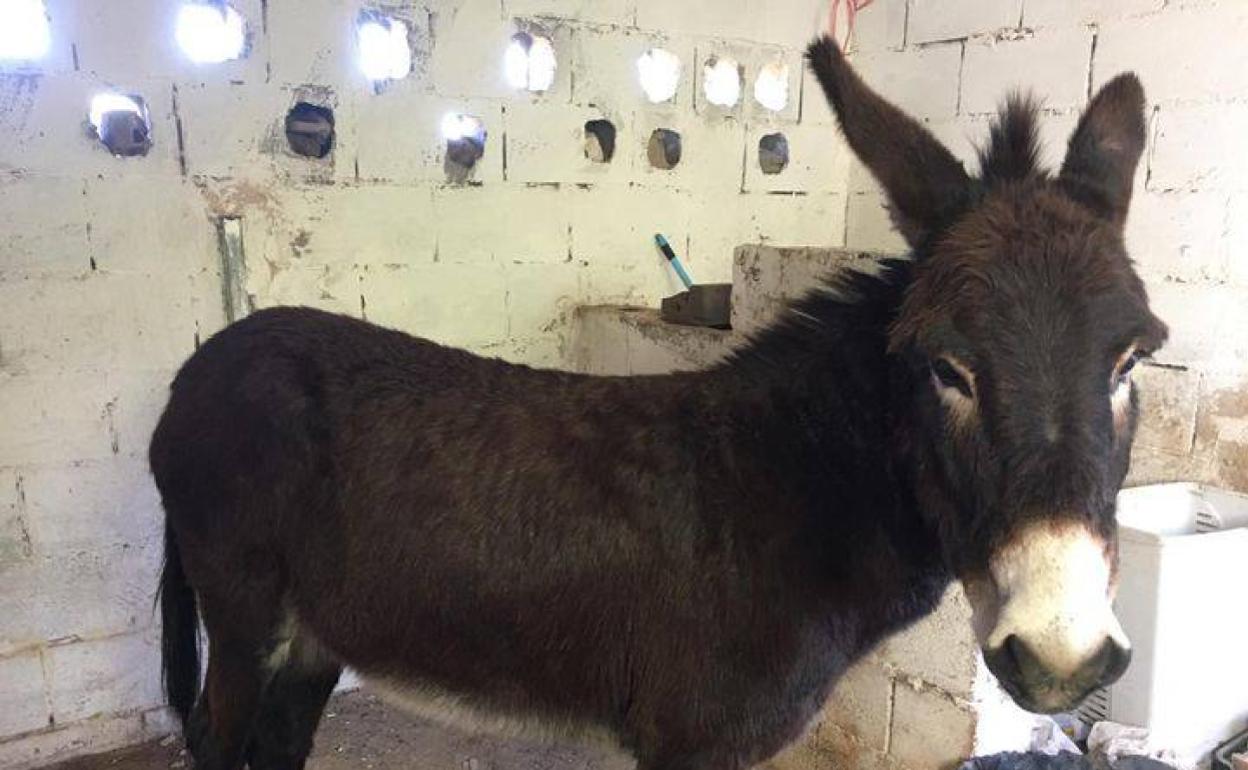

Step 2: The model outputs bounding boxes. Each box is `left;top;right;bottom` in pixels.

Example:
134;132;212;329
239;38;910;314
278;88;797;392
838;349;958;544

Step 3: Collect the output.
356;672;624;750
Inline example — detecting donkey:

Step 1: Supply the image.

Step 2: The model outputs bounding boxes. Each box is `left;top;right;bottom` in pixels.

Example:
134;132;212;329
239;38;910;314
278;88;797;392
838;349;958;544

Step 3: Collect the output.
151;35;1166;770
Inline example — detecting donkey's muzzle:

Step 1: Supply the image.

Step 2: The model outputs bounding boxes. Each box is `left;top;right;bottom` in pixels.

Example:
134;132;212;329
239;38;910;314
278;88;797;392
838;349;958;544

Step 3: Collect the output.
985;634;1131;713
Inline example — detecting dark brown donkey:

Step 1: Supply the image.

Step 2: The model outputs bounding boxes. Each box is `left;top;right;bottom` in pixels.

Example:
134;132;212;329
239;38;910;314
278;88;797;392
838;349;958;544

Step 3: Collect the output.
152;36;1167;770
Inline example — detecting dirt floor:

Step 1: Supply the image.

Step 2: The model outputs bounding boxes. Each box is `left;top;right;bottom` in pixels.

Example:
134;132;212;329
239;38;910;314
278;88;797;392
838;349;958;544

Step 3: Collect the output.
47;691;635;770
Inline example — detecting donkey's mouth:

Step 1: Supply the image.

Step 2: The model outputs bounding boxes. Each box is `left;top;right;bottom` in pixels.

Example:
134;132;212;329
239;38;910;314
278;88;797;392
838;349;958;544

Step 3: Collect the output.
983;636;1130;714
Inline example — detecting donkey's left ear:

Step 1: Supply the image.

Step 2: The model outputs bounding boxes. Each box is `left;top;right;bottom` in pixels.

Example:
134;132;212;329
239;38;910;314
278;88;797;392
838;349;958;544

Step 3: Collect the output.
1058;74;1147;226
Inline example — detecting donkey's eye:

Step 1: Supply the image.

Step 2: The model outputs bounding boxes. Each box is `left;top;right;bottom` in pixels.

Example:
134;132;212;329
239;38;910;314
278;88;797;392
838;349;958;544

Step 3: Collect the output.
931;358;973;399
1113;351;1142;389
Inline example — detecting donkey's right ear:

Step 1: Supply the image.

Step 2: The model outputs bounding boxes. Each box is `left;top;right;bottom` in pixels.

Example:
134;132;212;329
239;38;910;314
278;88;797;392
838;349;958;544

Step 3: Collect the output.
807;36;971;250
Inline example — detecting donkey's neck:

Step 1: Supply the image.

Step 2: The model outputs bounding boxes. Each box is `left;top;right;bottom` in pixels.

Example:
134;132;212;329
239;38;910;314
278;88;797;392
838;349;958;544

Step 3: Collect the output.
718;261;949;638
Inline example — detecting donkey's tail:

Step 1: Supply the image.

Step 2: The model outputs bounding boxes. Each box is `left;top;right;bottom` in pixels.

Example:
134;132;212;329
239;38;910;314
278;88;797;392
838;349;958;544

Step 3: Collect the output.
159;519;200;730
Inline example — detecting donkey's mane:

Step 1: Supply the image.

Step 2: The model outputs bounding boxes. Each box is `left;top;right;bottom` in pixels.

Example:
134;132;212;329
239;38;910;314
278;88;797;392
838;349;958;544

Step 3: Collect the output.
977;94;1047;185
724;259;912;371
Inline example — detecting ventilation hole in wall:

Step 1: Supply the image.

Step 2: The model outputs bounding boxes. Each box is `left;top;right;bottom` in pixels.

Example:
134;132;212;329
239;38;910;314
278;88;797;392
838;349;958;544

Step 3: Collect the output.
754;61;790;112
89;93;152;157
703;56;741;108
637;48;681;104
442;113;486;182
505;31;557;93
176;2;246;63
647;128;682;170
758;133;789;174
584;119;616;163
285;102;335;159
0;0;51;61
357;10;412;82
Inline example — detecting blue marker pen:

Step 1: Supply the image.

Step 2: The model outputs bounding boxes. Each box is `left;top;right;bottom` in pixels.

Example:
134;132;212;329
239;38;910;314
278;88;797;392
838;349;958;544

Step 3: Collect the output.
654;233;695;290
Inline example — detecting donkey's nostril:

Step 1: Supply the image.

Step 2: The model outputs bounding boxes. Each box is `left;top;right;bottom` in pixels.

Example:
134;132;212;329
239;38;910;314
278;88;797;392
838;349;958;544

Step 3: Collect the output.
1083;636;1132;688
1005;634;1047;682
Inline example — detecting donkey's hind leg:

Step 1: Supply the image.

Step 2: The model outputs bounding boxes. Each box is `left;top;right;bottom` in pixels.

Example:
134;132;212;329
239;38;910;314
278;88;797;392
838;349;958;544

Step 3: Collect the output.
245;636;342;770
186;634;273;770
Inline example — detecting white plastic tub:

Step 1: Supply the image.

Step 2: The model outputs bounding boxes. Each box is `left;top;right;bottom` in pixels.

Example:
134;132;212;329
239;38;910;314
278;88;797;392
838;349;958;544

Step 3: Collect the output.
1103;483;1248;762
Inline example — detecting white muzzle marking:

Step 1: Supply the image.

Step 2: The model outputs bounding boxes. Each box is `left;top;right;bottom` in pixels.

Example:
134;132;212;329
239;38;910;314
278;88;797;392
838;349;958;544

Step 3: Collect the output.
973;523;1129;678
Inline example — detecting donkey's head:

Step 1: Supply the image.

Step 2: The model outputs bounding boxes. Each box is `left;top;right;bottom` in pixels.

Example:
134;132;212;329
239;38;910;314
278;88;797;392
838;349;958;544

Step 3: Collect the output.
808;38;1167;713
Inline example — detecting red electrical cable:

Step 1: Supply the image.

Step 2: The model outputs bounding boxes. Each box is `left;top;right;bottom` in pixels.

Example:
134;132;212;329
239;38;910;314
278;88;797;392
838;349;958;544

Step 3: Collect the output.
828;0;876;47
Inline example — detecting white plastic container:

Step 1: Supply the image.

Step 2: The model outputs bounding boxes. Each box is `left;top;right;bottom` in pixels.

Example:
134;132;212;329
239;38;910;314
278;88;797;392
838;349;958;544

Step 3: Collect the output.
1096;483;1248;762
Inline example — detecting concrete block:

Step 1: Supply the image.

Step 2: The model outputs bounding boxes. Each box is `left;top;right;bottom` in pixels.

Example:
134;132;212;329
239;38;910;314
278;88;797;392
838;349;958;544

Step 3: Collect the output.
569;27;696;116
1133;364;1200;455
567;184;693;270
21;458;162;558
428;0;515;99
6;0;78;75
800;61;839;128
481;334;570;370
0;73;183;179
359;262;509;350
0;544;160;654
1196;380;1248;491
83;177;219;275
742;0;827;48
503;262;582;339
824;658;892;750
1023;0;1165;29
504;102;637;186
960;29;1093;115
848;0;908;53
743;47;803;125
1150;104;1248;192
636;0;756;43
0;175;90;279
505;0;636;26
0;651;49;736
620;309;733;373
179;81;360;183
0;271;199;375
108;367;184;462
569;306;634;375
744;123;851;194
1127;191;1230;284
880;584;979;698
631;111;746;190
579;262;671;309
888;684;976;769
0;372;118;466
266;0;362;91
48;634;162;724
356;93;503;184
845;191;906;253
839;44;964;121
435;185;571;263
907;0;1023;44
253;264;363;319
1094;9;1248;104
731;245;881;334
250;184;437;270
65;0;268;84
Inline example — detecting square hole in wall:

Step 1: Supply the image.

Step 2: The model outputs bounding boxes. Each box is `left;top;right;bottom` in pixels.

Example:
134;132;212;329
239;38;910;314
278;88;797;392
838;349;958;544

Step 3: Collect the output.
505;31;557;93
647;128;681;170
285;102;335;159
584;119;616;163
88;93;152;157
0;0;51;61
357;10;412;84
637;48;681;104
703;56;742;108
754;61;790;112
758;133;789;174
176;2;246;64
442;113;486;183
